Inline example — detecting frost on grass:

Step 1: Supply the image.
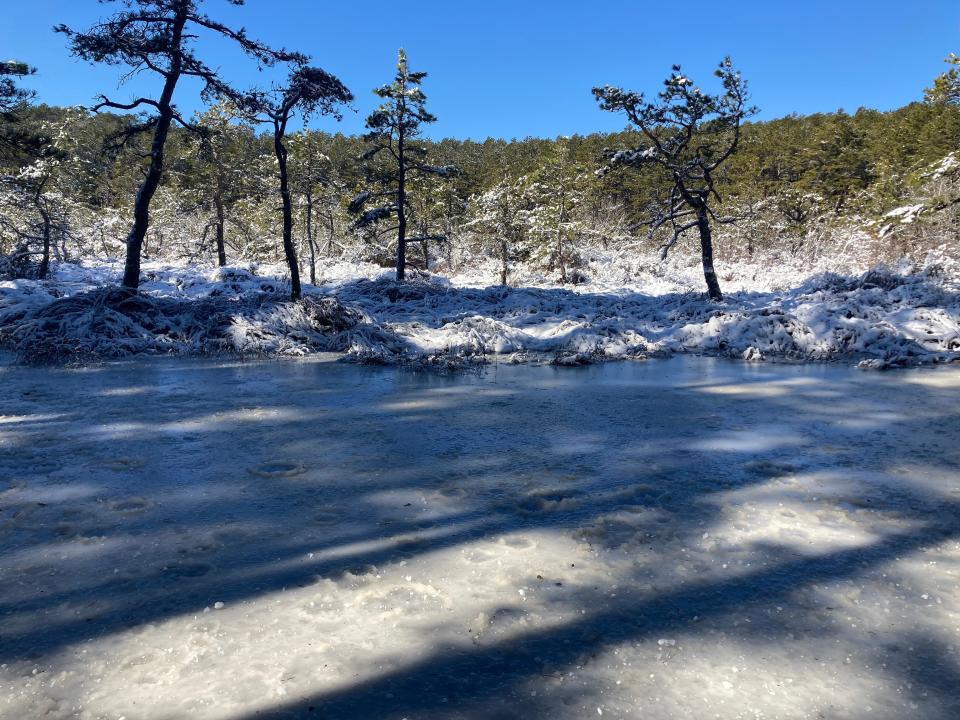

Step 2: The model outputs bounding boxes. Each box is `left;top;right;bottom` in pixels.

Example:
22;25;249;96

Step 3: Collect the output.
327;258;960;368
0;287;363;364
1;255;959;366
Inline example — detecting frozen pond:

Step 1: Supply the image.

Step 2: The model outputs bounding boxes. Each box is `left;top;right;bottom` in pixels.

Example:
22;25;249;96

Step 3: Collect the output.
1;356;959;719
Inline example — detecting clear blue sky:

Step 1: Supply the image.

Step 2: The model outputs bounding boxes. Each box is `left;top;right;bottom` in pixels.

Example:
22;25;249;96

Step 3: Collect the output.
2;0;958;140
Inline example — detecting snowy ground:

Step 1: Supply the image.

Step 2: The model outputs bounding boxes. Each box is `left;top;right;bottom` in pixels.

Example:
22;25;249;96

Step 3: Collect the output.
1;252;959;366
1;355;959;719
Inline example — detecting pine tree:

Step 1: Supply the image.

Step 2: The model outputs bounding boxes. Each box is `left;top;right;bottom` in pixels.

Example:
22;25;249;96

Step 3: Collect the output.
802;112;872;212
0;60;35;116
594;58;754;300
0;113;80;278
520;138;586;283
287;131;347;284
350;49;456;281
465;178;527;285
56;0;302;291
185;102;258;266
0;60;51;160
238;67;352;299
925;54;960;105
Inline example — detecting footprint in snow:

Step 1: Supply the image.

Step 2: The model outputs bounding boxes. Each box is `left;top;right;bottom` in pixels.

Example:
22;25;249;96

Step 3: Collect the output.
498;535;535;550
516;488;583;514
743;459;797;477
164;562;213;578
97;456;147;471
313;510;342;525
108;497;150;514
248;461;306;478
462;548;497;564
437;486;467;499
331;563;378;580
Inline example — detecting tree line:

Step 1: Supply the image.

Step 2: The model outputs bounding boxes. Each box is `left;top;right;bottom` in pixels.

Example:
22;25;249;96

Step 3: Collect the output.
2;0;959;300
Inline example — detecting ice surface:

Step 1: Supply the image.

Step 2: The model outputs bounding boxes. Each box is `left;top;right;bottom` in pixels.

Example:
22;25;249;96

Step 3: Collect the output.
0;356;959;719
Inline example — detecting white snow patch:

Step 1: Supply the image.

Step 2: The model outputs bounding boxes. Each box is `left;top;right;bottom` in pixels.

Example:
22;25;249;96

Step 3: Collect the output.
1;254;959;367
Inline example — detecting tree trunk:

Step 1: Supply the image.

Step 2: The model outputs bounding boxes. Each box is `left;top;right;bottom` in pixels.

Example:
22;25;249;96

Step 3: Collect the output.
274;121;301;300
57;224;67;262
326;212;336;256
556;227;567;283
500;238;508;286
214;192;226;267
212;154;227;266
37;203;51;280
121;9;187;291
556;191;567;283
396;124;407;282
696;206;723;301
305;190;316;285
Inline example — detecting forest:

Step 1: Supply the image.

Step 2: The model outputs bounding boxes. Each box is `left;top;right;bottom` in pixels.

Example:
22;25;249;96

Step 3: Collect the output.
2;17;959;366
3;68;960;285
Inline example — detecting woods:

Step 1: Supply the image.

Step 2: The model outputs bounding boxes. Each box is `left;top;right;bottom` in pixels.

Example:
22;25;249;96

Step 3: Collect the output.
1;5;959;301
55;0;304;291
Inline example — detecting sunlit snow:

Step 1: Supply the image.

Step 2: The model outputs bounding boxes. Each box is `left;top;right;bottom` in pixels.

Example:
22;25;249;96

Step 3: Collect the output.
1;356;958;719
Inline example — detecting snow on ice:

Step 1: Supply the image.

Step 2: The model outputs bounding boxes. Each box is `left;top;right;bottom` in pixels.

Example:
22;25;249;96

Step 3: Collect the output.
0;356;958;718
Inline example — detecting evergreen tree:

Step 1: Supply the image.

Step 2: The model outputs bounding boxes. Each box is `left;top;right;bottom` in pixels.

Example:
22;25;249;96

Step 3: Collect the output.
520;137;586;283
288;131;346;283
0;112;80;277
594;58;754;300
0;60;52;160
56;0;302;290
238;66;352;299
350;49;456;281
925;54;960;105
185;102;257;266
0;60;35;116
465;178;528;285
802;112;872;212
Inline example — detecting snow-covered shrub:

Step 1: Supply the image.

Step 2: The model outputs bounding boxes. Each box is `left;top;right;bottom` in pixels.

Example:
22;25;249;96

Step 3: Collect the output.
0;287;364;363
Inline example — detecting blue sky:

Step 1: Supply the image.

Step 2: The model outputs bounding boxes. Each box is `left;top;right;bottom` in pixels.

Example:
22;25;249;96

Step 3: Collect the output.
2;0;958;140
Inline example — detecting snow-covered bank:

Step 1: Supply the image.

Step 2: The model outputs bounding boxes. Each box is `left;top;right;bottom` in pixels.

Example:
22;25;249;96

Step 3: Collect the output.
2;253;959;366
1;357;959;719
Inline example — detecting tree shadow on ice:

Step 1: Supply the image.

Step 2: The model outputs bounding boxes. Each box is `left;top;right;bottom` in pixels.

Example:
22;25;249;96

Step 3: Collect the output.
0;357;958;717
861;632;960;719
221;514;960;720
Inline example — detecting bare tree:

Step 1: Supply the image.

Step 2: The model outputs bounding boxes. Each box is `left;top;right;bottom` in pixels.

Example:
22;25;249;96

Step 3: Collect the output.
56;0;303;291
594;58;754;300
